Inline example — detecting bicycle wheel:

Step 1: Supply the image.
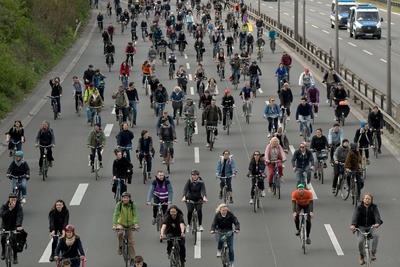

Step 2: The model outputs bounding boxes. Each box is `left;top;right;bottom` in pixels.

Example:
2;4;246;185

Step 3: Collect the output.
143;162;147;184
53;103;58;120
302;222;306;254
246;114;250;124
5;244;12;267
253;188;258;213
222;247;229;267
166;153;171;174
363;166;367;180
335;174;342;197
272;179;277;196
374;136;378;159
42;157;48;181
340;176;350;200
353;181;359;208
223;187;228;205
156;213;162;232
170;248;177;267
123;241;130;267
192;215;198;245
129;109;134;127
115;186;121;203
94;156;99;180
365;246;371;267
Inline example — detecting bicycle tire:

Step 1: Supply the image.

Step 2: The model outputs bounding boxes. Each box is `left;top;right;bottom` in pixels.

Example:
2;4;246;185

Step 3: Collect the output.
223;187;228;205
365;246;371;267
167;161;170;174
115;187;121;203
363;167;367;180
340;177;350;200
170;248;177;267
192;215;197;245
257;194;260;208
143;162;147;184
130;109;134;128
94;156;99;181
335;175;342;196
123;240;130;267
53;104;58;120
373;135;378;159
246;114;249;124
43;157;47;181
273;181;277;196
5;244;12;267
222;247;229;267
108;62;112;72
156;214;162;232
253;189;258;213
341;115;345;126
353;181;359;209
302;222;306;254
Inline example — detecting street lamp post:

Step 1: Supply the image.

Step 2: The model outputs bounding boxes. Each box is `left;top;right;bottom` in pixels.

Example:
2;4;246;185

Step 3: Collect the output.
302;0;306;46
277;0;281;29
294;0;299;40
386;1;392;115
335;0;339;72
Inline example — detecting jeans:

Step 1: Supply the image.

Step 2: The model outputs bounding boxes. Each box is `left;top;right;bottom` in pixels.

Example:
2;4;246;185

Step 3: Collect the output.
90;147;102;165
298;115;311;137
116;106;129;123
121;75;129;89
231;68;241;81
296;167;311;185
87;108;102;126
98;87;105;101
281;103;291;117
186;201;203;225
162;142;174;158
277;75;287;93
332;162;344;189
357;226;379;255
139;153;152;172
267;117;279;133
155;102;166;117
129;100;137;124
219;176;232;192
294;204;312;237
8;139;22;151
216;232;234;262
12;177;27;197
242;101;252;115
119;146;132;163
249;74;259;88
222;107;233;126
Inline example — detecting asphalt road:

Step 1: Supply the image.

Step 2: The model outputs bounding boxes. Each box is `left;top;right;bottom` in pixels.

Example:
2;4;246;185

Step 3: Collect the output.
254;0;400;103
0;0;399;266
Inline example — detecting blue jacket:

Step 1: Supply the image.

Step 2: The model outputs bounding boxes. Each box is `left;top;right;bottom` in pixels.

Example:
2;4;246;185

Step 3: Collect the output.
117;130;134;147
263;103;282;118
170;90;185;102
92;74;106;89
275;67;287;77
291;148;315;169
216;155;237;177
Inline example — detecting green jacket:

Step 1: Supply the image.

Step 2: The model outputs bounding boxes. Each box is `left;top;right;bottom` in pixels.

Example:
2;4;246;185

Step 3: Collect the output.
113;201;140;227
87;129;106;147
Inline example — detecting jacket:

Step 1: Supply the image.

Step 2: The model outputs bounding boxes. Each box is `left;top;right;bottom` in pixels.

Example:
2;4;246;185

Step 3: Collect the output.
49;208;69;232
0;201;23;229
141;64;153;75
7;159;30;177
323;71;340;84
279;88;293;105
49;80;63;96
84;86;95;102
116;129;134;147
310;135;329;151
295;103;314;119
170;90;185;102
334;144;349;162
281;54;292;66
55;236;85;258
92;73;106;89
368;110;384;130
199;94;212;108
136;136;154;153
146;178;173;202
88;94;104;112
112;157;131;177
113;201;140;227
354;128;372;146
328;128;344;146
35;127;55;146
263;103;281;118
344;144;361;172
298;72;315;86
229;57;241;70
115;90;129;107
265;144;286;162
182;177;207;200
211;211;240;231
119;64;130;77
248;159;266;176
216;155;237;177
156;115;175;132
153;88;169;103
158;124;176;141
351;202;382;227
87;129;106;147
203;105;222;123
306;88;320;103
291;149;314;169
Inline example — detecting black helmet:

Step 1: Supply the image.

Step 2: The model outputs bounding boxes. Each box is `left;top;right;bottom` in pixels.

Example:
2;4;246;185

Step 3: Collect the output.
121;192;131;198
191;169;199;175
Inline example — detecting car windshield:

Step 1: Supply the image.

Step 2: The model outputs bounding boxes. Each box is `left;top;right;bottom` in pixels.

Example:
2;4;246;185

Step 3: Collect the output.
337;5;353;14
356;11;379;21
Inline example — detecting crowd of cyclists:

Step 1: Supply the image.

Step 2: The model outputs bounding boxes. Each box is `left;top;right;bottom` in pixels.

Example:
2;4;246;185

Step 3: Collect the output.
0;0;386;266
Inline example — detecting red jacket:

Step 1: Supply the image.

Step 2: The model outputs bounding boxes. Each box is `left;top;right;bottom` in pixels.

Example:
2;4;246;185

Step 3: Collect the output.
120;65;130;77
125;45;136;54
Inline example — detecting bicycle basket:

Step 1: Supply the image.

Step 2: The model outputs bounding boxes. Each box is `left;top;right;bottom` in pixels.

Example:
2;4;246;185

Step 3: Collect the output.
220;231;233;242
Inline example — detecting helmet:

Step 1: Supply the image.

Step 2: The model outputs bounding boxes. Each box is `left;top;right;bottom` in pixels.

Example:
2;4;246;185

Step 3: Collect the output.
224;89;230;94
121;192;131;198
187;97;192;100
297;184;305;189
8;193;17;199
15;151;23;157
191;169;199;175
95;69;100;72
339;101;347;106
252;60;257;64
89;82;94;87
65;224;75;232
360;121;367;127
305;68;309;72
170;52;174;55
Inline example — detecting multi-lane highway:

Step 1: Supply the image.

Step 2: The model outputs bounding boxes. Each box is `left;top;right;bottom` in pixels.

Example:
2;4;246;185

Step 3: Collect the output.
254;0;400;103
1;1;399;266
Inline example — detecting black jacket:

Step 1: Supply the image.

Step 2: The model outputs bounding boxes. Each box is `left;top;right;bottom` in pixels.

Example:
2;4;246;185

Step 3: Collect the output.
112;157;131;177
351;202;382;227
0;201;23;229
49;208;70;232
279;88;293;105
211;211;240;232
182;178;207;200
368;110;384;130
55;236;85;258
7;160;30;176
248;159;266;176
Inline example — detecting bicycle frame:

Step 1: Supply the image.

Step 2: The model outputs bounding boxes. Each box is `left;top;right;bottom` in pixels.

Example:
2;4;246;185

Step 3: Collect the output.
354;226;375;267
2;230;18;266
10;175;25;202
271;161;281;199
216;230;234;267
89;145;102;180
39;144;52;181
187;199;203;245
299;212;308;254
114;178;125;203
207;126;218;151
115;227;138;267
152;203;169;232
217;176;231;205
168;237;182;267
252;175;263;212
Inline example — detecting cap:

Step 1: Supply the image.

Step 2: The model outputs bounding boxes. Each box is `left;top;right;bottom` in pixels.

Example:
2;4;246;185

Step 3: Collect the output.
342;138;349;144
224;89;231;94
338;83;343;86
305;68;309;72
95;123;101;127
95;69;100;72
187;97;192;100
89;64;93;68
15;151;23;157
297;184;305;189
158;83;163;87
122;192;131;198
360;121;367;127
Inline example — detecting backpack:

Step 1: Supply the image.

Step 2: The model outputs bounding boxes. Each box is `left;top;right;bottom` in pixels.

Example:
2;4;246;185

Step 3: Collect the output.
16;229;28;253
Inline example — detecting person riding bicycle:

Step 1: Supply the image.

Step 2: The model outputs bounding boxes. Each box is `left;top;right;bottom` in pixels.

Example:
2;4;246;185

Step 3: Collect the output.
160;205;186;266
48;199;70;262
255;17;263;36
136;130;154;176
170;86;185;119
322;68;341;103
328;123;344;164
6;151;30;204
158;118;177;164
221;90;235;130
215;48;226;79
248;60;262;89
113;85;130;123
176;65;189;94
112;192;140;267
168;52;177;73
310;128;329;179
116;122;134;163
194;37;205;60
54;224;85;267
246;32;254;54
268;27;276;45
292;184;314;244
368;106;384;154
263;97;281;137
202;98;222;147
167;27;177;49
274;63;288;94
126;82;139;126
194;64;206;93
102;29;110;54
332;139;349;194
279;83;293;122
238;29;247;50
148;75;159;107
92;69;106;101
265;136;286;191
280;51;292;82
298;68;315;98
216;150;237;203
35;121;55;176
333;83;348;109
182;97;197;140
152;26;163;46
229;53;241;82
130;18;138;41
198;90;212;109
275;127;290;153
291;142;315;189
153;83;169;117
147;46;157;63
105;42;115;66
119;61;130;89
248;151;266;204
87;123;106;172
157;36;168;59
354;122;373;165
141;60;153;90
0;193;24;264
182;169;208;232
306;83;320;117
5;120;25;157
107;23;115;42
49;77;63;116
210;203;240;267
87;88;104;126
140;19;148;37
240;82;253;116
83;65;95;88
225;33;234;55
112;148;132;190
186;12;194;32
295;97;314;141
72;76;84;115
147;170;173;224
349;192;382;265
205;77;219;96
125;42;136;63
256;35;265;49
177;30;187;51
344;143;364;200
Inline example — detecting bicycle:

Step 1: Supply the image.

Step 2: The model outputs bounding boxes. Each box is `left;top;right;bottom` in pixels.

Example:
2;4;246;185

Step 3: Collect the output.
333;162;346;197
158;46;167;66
140;152;151;184
141;28;147;41
115;106;126;126
127;104;136;128
212;43;220;58
256;46;263;62
114;227;138;267
126;53;134;67
280;107;288;133
142;74;150;95
346;170;361;208
231;72;239;91
197;76;207;97
178;41;185;56
120;74;129;89
227;45;233;59
298;212;308;254
372;130;380;158
315;149;328;184
183;116;195;146
217;176;231;205
328;84;336;107
299;120;310;142
48;96;60;120
270;37;276;53
75;93;83;116
1;229;19;267
162;141;173;174
241;60;249;80
106;53;114;72
56;257;85;267
2;141;21;160
243;101;251;124
271;161;282;199
98;21;103;32
354;226;375;267
152;202;169;233
249;75;257;98
39;144;52;181
251;175;264;212
216;230;234;267
89;145;103;180
9;175;25;205
218;61;224;81
360;147;369;180
169;62;175;80
196;49;203;63
121;20;128;34
168;236;182;267
223;107;233;135
207;125;218;151
90;107;101;126
186;199;203;245
113;178;126;203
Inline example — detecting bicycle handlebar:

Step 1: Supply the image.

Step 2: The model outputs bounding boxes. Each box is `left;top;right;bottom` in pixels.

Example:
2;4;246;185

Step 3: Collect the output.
38;144;53;148
354;226;374;235
8;175;26;179
114;226;139;232
151;202;169;206
186;199;204;204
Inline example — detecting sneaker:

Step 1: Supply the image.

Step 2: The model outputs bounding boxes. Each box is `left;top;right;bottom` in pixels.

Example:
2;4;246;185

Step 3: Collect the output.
162;160;166;164
49;255;55;262
249;198;254;204
231;121;234;125
216;250;222;257
359;254;365;265
229;197;234;204
170;159;174;164
58;113;61;117
21;198;26;204
186;225;191;233
314;173;318;179
8;151;12;157
139;163;143;169
99;162;103;168
280;176;285;182
12;256;17;264
314;114;318;118
206;143;210;147
75;111;78;115
299;132;303;136
295;230;300;236
267;133;271;138
198;225;204;232
261;190;266;197
371;251;377;261
118;247;122;255
366;159;370;165
287;117;290;121
306;238;311;245
219;191;223;199
87;120;91;124
326;99;329;104
230;262;234;267
223;126;226;130
268;187;272;193
332;188;336;194
167;253;171;259
306;183;312;190
147;172;151;179
152;218;156;225
1;251;5;260
323;162;327;168
49;161;53;168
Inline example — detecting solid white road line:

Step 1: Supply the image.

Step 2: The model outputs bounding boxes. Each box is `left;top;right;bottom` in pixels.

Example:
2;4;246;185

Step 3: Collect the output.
363;50;373;55
111;107;116;114
186;63;190;69
324;224;344;255
70;183;89;206
194;147;200;163
284;12;290;16
319;12;325;16
309;183;318;200
104;124;114;137
190;86;195;95
310;9;315;12
322;30;330;34
289;145;295;155
194;231;202;258
312;25;318;29
184;54;188;59
38;239;52;263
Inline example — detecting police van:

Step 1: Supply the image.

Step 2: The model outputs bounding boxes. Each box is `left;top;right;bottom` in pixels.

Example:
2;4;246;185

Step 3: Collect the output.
330;0;356;29
347;4;383;39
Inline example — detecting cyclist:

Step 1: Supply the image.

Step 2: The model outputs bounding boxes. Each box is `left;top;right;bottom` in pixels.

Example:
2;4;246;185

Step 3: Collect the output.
126;82;139;126
177;30;187;51
292;184;314;244
333;83;348;110
215;48;226;79
255;17;263;37
240;82;253;116
225;33;234;56
54;224;85;267
279;83;293;122
87;88;104;126
83;65;95;87
96;11;104;30
168;52;178;73
112;192;139;267
130;18;138;41
147;46;157;67
194;64;207;93
102;29;110;54
35;121;55;176
368;106;384;154
263;97;281;137
274;63;288;94
0;194;23;264
306;83;320;117
345;143;364;199
216;150;237;203
268;27;276;52
148;75;160;107
194;37;205;60
349;193;382;265
256;35;266;50
221;90;235;130
182;169;208;232
246;32;254;55
170;86;185;119
204;77;218;96
105;42;115;67
153;83;169;117
119;61;130;89
202;98;222;147
125;42;136;64
72;76;84;116
182;97;197;141
354;122;372;165
332;139;349;195
310;128;329;179
322;68;341;103
107;23;115;42
176;65;189;94
210;203;240;267
167;27;177;49
238;29;247;50
275;127;290;153
5;120;25;157
156;111;175;136
48;199;70;262
92;69;106;101
280;51;292;82
141;60;153;90
298;68;315;98
248;151;266;204
147;170;173;224
265;137;286;192
49;77;63;116
117;122;134;163
140;19;148;37
199;90;212;109
158;118;177;164
291;142;315;189
248;60;262;89
328;123;344;164
160;205;186;266
87;123;106;172
211;31;221;57
295;97;314;140
229;53;241;82
136;130;154;177
113;85;129;123
112;148;132;191
186;12;194;32
6;151;30;204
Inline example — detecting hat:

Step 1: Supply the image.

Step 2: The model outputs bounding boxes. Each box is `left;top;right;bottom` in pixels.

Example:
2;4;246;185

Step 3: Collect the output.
360;121;367;127
342;139;349;144
95;123;101;127
297;184;305;189
89;82;94;87
187;97;192;100
89;64;93;68
305;68;309;72
95;69;100;72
